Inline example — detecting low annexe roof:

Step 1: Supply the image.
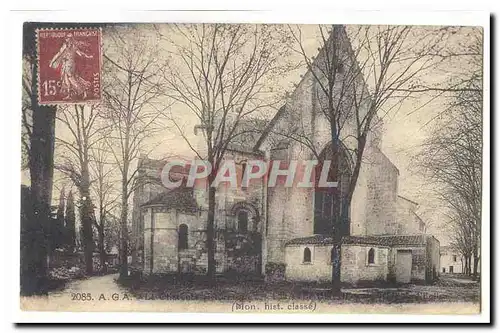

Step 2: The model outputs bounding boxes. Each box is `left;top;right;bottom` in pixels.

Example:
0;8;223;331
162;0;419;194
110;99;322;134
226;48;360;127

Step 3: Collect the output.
285;234;431;247
141;187;198;213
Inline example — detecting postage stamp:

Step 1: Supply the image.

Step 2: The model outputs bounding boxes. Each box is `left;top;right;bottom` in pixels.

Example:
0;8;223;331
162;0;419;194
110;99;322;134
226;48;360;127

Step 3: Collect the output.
36;28;102;105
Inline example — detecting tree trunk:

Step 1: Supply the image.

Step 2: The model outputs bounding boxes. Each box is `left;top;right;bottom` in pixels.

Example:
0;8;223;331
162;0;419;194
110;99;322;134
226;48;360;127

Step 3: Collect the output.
329;117;342;295
472;243;479;278
119;185;129;279
206;182;217;284
80;196;94;275
473;256;479;278
98;223;107;273
21;35;56;295
79;165;94;275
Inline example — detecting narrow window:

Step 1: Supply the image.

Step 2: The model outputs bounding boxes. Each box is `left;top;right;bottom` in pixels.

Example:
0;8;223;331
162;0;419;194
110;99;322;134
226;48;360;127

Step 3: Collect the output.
303;247;312;263
368;248;375;264
452;255;457;262
337;63;344;74
178;224;188;250
237;210;248;233
241;162;247;185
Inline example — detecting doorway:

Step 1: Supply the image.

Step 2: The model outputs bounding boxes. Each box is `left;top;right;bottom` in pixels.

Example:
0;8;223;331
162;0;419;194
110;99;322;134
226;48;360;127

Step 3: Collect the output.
395;250;412;283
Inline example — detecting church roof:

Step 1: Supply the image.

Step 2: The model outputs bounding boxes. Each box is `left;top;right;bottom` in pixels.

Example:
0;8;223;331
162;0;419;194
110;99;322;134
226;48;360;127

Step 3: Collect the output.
253;104;287;151
227;117;269;154
141;187;198;213
285;234;334;246
342;235;428;247
285;234;430;247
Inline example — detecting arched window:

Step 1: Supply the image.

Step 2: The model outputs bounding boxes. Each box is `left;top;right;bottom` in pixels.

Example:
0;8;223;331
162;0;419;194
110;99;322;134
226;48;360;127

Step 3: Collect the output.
368;248;375;264
303;247;312;263
237;210;248;233
178;224;188;250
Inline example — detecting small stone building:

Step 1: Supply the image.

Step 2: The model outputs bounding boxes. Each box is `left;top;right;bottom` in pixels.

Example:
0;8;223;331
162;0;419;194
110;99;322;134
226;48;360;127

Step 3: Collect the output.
284;234;440;284
440;245;464;274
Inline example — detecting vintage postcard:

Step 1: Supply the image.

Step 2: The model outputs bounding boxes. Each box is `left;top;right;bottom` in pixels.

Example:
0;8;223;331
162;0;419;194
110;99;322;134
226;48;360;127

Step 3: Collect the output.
15;11;490;323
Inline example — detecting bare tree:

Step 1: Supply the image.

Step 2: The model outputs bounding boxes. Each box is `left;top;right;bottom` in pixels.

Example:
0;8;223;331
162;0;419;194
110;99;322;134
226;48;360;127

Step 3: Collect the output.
277;25;443;293
416;27;482;278
90;140;120;272
158;23;292;282
65;190;77;252
55;103;109;275
417;88;482;277
102;26;169;279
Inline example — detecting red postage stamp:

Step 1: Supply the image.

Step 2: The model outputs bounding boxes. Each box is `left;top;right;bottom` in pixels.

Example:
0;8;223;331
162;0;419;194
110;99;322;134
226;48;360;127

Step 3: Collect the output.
36;28;102;105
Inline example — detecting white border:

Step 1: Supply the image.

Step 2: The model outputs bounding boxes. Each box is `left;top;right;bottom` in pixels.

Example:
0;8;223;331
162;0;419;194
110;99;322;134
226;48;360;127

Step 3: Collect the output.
4;9;491;325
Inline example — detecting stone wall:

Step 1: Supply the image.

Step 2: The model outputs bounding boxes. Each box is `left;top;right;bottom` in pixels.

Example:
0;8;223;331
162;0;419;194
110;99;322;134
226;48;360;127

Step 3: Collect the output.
284;244;333;282
284;244;389;284
364;147;400;236
131;158;168;270
396;196;426;234
426;236;440;281
388;245;426;282
340;245;389;284
143;207;202;274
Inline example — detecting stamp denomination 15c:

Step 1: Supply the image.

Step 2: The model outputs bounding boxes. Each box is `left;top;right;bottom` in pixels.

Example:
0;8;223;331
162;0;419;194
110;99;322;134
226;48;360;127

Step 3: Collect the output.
36;28;102;105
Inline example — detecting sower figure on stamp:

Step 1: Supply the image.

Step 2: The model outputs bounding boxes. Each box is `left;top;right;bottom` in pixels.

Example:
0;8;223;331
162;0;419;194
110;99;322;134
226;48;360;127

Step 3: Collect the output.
49;33;93;99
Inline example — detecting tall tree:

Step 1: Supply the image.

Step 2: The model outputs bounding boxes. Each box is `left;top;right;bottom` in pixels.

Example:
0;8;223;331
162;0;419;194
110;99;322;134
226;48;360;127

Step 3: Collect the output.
90;141;119;272
21;23;57;295
158;24;292;282
416;27;482;277
102;26;169;279
52;188;66;250
417;85;482;277
65;190;76;252
55;103;108;275
277;25;443;293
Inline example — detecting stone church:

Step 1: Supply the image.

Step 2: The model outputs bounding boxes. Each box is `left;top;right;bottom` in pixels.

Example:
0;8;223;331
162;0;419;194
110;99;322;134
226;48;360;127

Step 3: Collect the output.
130;27;440;285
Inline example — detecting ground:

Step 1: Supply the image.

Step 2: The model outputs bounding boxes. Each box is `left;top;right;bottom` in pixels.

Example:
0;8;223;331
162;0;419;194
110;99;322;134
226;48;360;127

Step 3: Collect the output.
20;273;480;313
45;272;479;304
117;273;480;304
48;273;131;300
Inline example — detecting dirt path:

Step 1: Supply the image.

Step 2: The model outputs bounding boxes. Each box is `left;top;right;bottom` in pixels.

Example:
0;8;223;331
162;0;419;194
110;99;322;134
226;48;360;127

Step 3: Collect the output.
49;273;134;301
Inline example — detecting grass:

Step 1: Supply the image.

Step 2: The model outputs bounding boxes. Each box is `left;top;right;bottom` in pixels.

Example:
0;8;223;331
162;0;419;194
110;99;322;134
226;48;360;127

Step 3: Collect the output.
117;273;480;304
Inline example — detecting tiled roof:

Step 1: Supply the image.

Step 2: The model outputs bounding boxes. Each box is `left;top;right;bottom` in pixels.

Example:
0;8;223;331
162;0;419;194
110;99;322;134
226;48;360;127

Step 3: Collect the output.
285;234;334;246
285;234;429;246
141;187;198;213
342;235;428;246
